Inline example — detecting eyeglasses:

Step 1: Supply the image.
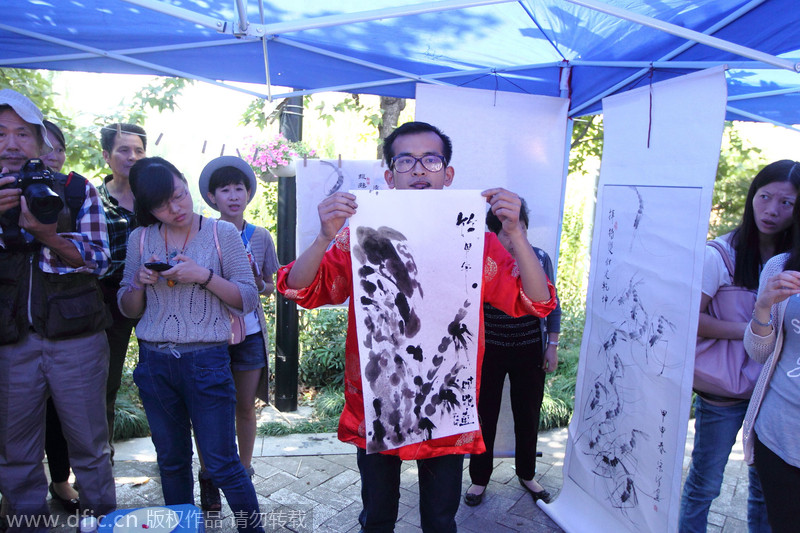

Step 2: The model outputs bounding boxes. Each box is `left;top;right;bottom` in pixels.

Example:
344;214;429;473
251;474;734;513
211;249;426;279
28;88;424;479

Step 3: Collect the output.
391;154;447;173
152;187;188;213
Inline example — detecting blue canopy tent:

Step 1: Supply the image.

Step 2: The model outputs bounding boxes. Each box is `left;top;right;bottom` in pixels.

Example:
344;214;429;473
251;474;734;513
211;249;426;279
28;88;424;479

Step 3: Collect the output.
2;0;800;127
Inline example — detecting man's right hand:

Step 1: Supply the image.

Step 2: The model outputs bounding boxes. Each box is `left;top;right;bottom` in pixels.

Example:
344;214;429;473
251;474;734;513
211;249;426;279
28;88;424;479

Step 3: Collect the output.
318;192;357;241
285;192;357;290
0;174;21;216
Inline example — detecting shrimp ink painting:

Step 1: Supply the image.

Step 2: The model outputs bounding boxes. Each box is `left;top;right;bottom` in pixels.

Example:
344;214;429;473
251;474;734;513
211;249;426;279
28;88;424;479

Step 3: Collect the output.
349;189;486;453
568;184;706;532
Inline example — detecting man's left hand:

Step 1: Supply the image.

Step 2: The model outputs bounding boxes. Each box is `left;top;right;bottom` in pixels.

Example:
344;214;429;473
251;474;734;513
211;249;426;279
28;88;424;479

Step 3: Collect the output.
482;188;523;236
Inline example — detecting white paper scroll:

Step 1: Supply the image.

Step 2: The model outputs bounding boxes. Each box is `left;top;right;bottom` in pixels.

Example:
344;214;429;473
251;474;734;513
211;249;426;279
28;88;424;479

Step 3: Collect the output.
543;67;727;533
415;84;569;264
295;159;388;255
349;189;486;453
415;84;570;458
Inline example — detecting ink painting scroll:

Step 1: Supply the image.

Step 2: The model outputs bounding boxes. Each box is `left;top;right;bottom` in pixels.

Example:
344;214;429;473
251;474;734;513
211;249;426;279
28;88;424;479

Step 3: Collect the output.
349;189;486;453
543;68;727;533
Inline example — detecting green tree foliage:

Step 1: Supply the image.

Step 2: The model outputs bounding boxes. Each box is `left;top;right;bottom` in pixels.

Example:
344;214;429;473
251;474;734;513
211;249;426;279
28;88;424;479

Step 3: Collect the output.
1;69;190;176
297;308;347;389
708;124;766;238
569;115;603;176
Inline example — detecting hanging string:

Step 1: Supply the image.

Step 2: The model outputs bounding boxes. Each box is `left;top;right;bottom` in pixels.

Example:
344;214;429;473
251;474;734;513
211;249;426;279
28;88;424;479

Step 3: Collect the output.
647;66;654;149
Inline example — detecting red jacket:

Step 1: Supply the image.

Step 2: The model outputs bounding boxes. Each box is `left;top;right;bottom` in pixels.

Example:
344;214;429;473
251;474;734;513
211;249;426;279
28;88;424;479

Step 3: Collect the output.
277;227;557;460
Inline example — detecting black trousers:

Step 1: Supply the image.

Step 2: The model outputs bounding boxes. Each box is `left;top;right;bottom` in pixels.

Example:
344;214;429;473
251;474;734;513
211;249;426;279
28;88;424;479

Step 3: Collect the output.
100;278;138;439
754;431;800;533
469;341;545;485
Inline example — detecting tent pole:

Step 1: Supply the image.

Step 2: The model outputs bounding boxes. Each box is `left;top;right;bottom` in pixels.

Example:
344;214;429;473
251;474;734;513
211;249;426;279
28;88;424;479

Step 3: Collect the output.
234;0;249;33
0;23;273;100
729;86;800;101
564;0;797;72
274;96;303;412
726;106;800;133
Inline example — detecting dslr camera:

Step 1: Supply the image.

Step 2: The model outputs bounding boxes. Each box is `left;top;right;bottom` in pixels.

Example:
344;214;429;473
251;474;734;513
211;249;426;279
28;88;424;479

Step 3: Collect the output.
0;158;64;245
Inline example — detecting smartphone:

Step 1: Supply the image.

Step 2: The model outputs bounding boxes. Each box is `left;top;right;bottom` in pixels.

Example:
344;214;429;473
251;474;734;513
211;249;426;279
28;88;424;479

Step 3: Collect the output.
144;261;173;272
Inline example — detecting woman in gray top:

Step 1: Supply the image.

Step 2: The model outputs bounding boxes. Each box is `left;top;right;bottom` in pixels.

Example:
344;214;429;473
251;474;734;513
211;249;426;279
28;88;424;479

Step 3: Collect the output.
118;157;263;533
744;174;800;532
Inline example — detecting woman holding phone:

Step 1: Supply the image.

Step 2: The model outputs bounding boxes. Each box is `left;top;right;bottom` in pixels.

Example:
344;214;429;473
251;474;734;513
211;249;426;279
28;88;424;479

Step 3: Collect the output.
118;157;263;533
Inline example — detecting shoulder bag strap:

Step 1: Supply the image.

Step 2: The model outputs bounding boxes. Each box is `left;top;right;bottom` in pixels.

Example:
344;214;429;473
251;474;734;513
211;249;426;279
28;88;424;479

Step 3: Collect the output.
242;222;256;246
707;240;734;278
212;218;224;275
139;225;147;257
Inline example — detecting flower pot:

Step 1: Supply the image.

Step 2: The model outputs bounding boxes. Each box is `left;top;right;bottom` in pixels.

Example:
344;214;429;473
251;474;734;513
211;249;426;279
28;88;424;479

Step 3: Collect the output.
258;170;277;183
271;161;296;178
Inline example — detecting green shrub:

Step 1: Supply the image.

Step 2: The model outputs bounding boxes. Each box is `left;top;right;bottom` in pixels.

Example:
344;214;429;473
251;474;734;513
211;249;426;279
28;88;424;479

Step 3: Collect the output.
540;346;580;430
258;418;339;436
298;308;347;389
113;395;150;441
112;338;150;441
314;387;345;419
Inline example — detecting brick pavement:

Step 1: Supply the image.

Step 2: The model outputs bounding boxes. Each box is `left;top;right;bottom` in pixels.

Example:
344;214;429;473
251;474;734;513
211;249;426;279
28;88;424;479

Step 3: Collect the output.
41;419;752;532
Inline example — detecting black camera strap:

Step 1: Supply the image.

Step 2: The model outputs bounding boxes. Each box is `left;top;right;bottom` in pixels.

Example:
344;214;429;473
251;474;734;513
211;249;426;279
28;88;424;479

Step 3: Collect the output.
63;171;88;233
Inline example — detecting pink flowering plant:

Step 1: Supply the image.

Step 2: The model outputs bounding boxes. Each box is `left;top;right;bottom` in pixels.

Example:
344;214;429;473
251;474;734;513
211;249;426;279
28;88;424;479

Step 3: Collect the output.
242;133;316;173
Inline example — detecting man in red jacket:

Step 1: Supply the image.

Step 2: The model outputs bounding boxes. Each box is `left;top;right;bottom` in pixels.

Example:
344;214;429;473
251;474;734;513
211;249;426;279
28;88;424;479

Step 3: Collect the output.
277;121;556;532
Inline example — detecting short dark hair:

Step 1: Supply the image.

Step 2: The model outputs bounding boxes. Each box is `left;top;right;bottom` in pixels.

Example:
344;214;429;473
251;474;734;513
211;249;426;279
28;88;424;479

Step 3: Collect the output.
129;157;186;227
0;104;45;151
382;121;453;167
208;165;251;193
733;160;800;288
101;123;147;153
43;120;65;150
486;197;529;234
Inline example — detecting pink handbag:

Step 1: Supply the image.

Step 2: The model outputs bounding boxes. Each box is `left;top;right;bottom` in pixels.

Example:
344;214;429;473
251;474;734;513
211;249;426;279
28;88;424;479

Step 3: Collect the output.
693;240;763;400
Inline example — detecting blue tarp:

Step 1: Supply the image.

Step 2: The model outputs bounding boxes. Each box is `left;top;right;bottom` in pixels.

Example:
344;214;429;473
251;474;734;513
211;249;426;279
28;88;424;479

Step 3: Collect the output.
2;0;799;123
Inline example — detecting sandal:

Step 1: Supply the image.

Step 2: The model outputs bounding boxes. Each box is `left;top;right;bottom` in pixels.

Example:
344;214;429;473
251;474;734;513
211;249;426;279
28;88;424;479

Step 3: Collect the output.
198;471;221;512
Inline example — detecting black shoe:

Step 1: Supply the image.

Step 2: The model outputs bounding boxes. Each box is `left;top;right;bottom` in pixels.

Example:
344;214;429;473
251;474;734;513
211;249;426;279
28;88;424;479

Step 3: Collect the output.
463;486;485;507
198;474;222;513
49;483;80;514
518;478;552;504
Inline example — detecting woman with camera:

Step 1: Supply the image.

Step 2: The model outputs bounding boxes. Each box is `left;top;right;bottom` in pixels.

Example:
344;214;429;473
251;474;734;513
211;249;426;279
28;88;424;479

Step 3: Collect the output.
118;157;263;533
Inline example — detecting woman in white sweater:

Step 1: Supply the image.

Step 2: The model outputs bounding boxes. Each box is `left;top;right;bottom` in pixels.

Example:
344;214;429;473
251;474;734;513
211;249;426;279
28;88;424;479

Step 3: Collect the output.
118;157;263;533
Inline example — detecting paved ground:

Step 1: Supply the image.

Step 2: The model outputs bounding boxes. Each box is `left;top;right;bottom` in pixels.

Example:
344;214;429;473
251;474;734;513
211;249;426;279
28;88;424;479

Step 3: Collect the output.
40;407;750;532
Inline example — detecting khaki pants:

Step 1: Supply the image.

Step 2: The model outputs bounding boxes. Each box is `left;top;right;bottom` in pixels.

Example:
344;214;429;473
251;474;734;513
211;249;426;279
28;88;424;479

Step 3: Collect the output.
0;330;115;531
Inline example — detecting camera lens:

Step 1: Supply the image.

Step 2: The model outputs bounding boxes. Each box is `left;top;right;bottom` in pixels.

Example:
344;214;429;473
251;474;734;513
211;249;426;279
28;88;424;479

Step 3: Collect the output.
25;184;64;224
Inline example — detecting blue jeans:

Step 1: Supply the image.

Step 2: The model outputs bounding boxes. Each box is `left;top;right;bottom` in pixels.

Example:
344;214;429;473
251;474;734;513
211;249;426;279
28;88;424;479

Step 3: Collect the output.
356;448;463;533
134;342;263;533
679;395;770;533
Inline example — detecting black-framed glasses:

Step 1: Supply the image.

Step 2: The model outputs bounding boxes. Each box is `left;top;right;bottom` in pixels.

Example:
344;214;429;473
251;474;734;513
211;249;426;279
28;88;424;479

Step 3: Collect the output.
391;154;447;173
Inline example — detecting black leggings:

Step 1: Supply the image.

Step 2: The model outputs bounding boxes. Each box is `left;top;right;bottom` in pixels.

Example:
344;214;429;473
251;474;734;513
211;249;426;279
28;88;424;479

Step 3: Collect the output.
753;431;800;533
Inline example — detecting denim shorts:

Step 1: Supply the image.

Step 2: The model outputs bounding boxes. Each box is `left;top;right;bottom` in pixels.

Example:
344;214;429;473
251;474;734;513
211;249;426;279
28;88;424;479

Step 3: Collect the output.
228;332;267;372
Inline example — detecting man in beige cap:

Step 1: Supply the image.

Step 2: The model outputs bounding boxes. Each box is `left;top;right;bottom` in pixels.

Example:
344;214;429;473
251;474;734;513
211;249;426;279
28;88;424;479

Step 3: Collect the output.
0;88;115;530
